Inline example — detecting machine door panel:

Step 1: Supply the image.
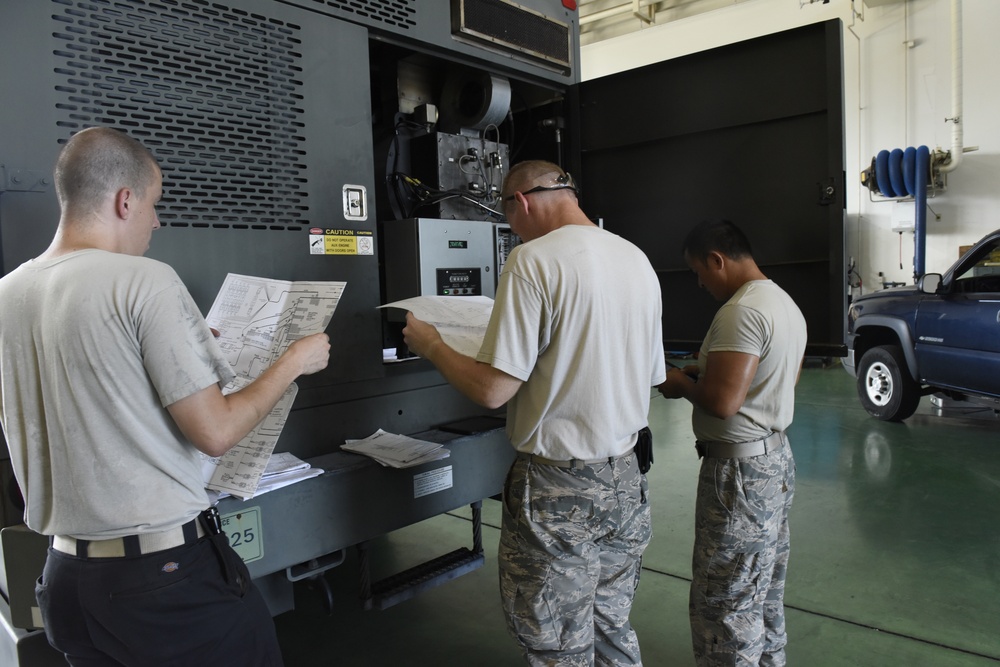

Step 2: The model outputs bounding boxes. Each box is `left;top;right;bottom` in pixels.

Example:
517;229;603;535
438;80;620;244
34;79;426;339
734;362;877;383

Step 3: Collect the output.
573;19;846;357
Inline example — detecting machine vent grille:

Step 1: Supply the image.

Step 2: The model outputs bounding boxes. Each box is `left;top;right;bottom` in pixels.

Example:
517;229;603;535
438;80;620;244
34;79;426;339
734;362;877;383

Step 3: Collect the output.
303;0;416;29
452;0;570;71
49;0;309;231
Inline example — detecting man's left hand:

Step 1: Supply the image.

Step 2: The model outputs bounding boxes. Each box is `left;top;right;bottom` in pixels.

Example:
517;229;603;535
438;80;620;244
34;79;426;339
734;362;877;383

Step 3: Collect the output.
657;367;696;399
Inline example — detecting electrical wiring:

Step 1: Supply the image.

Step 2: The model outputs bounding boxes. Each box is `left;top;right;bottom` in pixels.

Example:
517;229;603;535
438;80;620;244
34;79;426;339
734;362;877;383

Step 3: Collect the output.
482;123;504;203
458;154;481;175
446;124;507;216
474;149;489;193
386;113;508;220
389;170;504;220
847;258;863;296
386;116;432;219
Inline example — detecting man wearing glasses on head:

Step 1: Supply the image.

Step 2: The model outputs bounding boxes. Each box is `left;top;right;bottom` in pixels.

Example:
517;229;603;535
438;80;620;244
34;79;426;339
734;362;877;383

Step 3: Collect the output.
404;160;665;666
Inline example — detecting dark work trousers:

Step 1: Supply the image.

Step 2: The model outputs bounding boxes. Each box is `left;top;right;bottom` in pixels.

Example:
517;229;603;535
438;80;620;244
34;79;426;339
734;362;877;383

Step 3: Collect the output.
35;533;283;667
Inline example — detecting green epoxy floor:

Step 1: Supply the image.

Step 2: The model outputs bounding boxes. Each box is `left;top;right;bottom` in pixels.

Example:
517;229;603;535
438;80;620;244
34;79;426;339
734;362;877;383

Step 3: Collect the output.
273;365;1000;666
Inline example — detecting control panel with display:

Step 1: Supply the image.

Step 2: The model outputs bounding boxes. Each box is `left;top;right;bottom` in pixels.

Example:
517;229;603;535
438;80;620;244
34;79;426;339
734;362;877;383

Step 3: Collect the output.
437;268;482;295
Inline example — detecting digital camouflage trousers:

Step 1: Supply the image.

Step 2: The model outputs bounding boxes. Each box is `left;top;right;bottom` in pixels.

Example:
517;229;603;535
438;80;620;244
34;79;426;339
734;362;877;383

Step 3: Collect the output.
690;435;795;667
499;452;652;666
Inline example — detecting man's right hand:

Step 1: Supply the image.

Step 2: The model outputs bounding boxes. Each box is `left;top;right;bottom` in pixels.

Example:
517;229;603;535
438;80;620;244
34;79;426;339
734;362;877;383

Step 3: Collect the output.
402;312;444;361
285;332;331;376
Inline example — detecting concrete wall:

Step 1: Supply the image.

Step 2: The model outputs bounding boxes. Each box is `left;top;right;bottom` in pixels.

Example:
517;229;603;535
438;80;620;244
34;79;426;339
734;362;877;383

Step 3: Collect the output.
582;0;1000;296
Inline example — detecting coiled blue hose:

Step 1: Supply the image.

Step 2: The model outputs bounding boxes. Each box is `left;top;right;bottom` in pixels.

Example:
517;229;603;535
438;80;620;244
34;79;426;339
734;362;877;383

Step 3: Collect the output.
872;145;931;276
874;146;930;199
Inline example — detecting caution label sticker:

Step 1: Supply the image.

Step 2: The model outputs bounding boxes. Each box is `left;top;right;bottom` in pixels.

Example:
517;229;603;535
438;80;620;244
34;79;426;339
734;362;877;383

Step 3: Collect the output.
308;228;374;256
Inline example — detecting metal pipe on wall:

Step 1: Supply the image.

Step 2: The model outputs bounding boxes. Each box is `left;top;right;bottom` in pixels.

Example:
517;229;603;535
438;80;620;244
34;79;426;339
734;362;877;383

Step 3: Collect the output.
939;0;963;174
862;0;964;279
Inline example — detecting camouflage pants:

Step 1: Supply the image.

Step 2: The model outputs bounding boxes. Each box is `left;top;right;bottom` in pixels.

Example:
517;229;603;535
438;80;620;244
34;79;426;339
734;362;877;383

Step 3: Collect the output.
498;452;652;666
690;436;795;667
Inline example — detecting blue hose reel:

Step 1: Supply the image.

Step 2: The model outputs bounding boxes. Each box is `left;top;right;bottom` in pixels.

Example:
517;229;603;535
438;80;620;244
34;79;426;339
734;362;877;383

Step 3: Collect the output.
864;146;931;199
861;145;934;277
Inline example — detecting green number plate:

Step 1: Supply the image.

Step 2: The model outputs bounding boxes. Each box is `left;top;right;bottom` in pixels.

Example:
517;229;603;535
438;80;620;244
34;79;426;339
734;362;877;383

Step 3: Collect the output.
220;506;263;563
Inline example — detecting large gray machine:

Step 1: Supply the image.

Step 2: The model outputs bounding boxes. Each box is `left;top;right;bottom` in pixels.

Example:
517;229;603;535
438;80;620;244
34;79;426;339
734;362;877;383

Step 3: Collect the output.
0;0;580;662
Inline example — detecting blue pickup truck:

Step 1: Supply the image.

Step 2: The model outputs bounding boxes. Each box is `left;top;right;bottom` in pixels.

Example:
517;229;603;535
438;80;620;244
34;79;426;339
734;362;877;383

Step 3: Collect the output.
844;229;1000;421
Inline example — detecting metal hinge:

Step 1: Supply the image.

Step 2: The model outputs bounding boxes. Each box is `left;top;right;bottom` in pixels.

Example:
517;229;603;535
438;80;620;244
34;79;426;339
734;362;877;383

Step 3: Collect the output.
0;166;52;193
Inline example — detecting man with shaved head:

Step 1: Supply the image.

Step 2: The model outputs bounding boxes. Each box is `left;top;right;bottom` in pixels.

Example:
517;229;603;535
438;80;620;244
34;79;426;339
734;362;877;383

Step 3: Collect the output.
404;159;665;665
0;127;330;666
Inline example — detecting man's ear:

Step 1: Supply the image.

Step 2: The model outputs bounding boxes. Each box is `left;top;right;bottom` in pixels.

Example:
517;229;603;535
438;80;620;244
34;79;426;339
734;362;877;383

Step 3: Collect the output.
114;187;132;220
707;250;726;270
513;191;530;215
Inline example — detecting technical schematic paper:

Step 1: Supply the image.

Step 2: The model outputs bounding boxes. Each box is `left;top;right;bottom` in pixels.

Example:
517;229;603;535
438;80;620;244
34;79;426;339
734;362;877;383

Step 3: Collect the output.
201;379;298;498
379;295;493;358
207;273;346;383
202;273;346;498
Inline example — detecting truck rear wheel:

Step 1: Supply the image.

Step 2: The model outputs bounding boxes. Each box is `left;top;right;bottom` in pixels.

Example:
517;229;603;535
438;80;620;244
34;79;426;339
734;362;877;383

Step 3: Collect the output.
857;345;921;421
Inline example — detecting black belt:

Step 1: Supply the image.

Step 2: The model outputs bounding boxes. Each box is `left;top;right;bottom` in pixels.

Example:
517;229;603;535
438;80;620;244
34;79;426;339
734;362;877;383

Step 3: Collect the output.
695;431;787;459
52;508;221;558
518;448;634;470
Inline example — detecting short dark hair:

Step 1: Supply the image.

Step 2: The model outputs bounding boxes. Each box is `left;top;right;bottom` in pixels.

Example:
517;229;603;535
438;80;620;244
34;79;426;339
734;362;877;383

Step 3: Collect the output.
54;127;159;216
682;220;754;262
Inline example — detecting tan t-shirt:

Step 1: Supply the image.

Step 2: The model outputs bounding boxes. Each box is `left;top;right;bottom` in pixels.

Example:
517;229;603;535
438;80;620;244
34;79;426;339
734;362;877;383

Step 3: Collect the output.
692;279;807;444
0;250;234;539
477;225;666;460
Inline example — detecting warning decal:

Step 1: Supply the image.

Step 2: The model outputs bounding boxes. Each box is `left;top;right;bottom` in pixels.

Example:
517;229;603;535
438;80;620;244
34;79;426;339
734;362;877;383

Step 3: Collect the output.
309;229;374;256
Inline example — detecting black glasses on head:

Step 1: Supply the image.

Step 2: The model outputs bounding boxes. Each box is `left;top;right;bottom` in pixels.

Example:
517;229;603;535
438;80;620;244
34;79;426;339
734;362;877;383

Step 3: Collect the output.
502;183;579;203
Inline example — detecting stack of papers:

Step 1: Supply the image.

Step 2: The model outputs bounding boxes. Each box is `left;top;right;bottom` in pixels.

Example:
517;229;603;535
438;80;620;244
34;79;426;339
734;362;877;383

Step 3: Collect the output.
203;452;323;501
256;452;324;494
341;429;450;468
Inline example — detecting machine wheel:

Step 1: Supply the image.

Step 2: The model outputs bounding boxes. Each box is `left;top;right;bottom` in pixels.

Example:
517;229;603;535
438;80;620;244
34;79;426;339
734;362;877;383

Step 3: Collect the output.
856;345;921;421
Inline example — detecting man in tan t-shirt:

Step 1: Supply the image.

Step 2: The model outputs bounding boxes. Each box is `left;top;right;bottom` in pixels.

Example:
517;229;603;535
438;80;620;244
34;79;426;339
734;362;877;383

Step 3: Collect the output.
404;160;665;666
0;127;330;666
658;220;806;667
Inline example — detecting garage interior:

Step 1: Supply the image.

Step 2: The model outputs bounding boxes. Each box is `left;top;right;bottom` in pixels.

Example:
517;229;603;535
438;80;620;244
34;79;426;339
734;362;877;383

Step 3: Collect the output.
1;0;999;665
271;367;1000;666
